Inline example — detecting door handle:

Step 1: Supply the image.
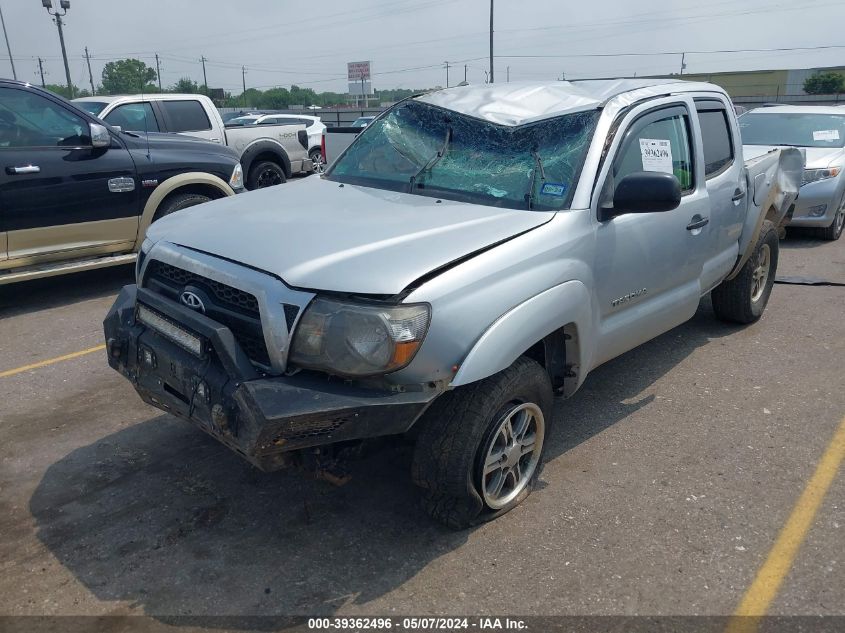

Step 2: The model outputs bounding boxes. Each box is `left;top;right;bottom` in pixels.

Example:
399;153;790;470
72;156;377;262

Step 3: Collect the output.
732;188;746;202
6;165;40;175
686;217;710;231
209;138;221;143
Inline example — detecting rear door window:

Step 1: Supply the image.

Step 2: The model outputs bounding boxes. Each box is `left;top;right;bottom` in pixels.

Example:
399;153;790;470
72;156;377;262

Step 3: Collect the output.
696;102;734;178
159;100;211;132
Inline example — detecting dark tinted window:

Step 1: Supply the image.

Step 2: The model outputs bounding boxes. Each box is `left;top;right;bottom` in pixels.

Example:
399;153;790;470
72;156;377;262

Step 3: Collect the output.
698;109;733;177
104;102;160;132
0;87;90;148
160;100;211;132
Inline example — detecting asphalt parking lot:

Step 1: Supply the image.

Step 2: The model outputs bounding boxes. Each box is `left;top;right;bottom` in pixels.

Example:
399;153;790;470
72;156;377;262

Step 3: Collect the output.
0;232;843;625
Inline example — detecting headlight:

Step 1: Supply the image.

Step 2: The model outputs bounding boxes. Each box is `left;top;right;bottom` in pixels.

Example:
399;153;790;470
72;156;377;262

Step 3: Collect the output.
289;298;430;377
229;163;244;189
802;166;841;186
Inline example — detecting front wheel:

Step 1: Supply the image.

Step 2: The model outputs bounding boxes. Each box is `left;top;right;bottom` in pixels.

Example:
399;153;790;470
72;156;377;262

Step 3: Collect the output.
152;192;212;223
817;198;845;241
247;161;286;189
411;356;553;529
712;220;778;324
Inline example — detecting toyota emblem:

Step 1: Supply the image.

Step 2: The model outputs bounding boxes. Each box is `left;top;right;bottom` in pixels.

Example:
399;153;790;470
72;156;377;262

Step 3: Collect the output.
180;290;206;313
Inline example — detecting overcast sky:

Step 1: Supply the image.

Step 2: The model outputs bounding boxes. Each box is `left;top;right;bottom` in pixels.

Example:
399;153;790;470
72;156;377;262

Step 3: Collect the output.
2;0;844;95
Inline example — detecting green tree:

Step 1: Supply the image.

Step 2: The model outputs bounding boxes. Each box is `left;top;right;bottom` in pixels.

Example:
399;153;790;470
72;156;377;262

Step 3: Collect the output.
288;84;317;107
101;59;158;94
45;84;87;99
260;87;290;109
804;71;845;95
171;77;200;94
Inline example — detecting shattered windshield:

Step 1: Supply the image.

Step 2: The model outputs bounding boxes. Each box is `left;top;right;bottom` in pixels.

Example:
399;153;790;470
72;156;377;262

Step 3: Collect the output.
326;100;599;211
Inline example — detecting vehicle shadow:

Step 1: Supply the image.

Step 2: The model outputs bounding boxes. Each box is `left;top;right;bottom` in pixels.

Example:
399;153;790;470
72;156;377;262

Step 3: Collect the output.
0;265;135;317
28;298;742;625
781;229;827;248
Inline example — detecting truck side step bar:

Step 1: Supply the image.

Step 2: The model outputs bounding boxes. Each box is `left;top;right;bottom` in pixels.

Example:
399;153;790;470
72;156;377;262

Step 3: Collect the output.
0;253;137;285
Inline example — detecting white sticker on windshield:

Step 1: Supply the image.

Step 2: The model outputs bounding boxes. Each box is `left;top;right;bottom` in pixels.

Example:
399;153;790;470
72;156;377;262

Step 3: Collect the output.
639;139;674;174
813;129;840;141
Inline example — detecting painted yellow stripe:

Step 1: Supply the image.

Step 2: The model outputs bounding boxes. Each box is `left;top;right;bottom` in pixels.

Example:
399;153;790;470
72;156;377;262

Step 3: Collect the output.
0;344;106;378
725;414;845;633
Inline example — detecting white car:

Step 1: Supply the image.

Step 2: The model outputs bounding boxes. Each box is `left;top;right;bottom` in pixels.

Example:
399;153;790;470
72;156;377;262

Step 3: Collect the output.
229;113;326;166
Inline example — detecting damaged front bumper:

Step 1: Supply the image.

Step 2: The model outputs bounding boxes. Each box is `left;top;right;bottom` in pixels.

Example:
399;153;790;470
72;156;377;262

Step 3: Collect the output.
104;285;438;471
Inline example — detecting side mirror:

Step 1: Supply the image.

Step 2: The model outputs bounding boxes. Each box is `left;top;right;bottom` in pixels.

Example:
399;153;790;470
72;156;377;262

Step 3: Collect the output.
90;122;110;148
600;171;681;221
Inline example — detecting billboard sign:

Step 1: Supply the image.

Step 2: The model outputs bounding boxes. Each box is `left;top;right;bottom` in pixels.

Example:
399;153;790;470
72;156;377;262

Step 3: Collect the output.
347;61;371;81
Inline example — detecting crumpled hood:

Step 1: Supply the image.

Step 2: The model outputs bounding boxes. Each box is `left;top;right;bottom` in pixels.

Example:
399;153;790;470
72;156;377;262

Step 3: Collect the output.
147;176;554;295
743;145;845;169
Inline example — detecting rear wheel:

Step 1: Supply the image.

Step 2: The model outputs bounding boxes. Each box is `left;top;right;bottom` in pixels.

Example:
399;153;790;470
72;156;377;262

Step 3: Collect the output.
309;148;325;174
411;356;553;529
152;192;212;223
247;161;286;189
712;220;778;324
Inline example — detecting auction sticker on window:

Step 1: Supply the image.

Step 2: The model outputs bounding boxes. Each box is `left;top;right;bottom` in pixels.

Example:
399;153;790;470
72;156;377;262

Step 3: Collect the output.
540;182;568;197
813;129;840;142
639;138;674;174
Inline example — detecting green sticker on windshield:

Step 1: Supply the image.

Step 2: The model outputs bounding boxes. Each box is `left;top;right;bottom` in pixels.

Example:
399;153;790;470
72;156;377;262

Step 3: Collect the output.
541;183;568;197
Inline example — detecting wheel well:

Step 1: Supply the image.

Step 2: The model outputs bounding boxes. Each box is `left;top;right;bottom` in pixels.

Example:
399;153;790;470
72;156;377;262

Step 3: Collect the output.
764;205;780;225
162;183;228;204
248;151;291;177
521;323;580;396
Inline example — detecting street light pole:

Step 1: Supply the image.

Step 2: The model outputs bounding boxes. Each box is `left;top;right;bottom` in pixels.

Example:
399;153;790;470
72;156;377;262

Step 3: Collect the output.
0;2;17;80
41;0;73;97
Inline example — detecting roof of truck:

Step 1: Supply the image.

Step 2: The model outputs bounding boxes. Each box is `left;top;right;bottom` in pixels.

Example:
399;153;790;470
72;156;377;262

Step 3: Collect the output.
414;79;724;126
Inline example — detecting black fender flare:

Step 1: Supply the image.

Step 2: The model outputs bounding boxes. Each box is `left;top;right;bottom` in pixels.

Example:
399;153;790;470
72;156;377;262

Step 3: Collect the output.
240;140;292;178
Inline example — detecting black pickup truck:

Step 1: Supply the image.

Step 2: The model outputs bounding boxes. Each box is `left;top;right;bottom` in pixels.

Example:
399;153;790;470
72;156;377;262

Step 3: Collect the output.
0;80;244;285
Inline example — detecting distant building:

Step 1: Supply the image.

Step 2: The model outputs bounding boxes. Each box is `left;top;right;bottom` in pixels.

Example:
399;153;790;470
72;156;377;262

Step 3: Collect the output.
667;65;845;99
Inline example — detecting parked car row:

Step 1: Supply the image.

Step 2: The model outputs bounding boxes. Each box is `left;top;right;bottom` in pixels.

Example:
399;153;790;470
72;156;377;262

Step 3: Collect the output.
73;93;315;189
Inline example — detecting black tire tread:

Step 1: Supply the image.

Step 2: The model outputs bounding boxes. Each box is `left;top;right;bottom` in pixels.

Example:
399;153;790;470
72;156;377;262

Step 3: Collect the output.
712;220;778;324
152;192;211;222
411;357;553;529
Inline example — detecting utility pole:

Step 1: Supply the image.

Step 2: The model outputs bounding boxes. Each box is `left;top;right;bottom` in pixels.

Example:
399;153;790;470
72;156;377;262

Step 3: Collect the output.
360;73;366;108
489;0;494;83
464;64;467;83
0;2;16;80
84;46;94;95
444;61;450;88
155;53;162;91
679;52;686;75
37;57;46;87
200;55;208;94
42;0;74;98
507;66;509;82
241;65;247;105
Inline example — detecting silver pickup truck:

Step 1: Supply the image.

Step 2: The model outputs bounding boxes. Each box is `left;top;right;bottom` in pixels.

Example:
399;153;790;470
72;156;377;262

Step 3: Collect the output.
104;80;801;528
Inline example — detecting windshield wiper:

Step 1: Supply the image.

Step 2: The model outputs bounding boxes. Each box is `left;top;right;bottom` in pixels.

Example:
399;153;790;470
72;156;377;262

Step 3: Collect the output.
408;125;452;192
525;149;546;210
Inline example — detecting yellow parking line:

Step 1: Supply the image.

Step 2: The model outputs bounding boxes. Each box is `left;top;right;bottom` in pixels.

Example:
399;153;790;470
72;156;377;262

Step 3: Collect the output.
0;344;106;378
725;414;845;633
